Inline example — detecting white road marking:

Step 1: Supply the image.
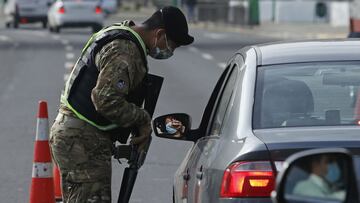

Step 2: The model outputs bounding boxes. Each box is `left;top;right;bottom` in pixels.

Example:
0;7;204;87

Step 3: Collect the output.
0;35;10;41
201;53;214;60
65;45;73;51
204;32;227;40
64;62;74;70
52;35;60;40
61;39;69;45
217;62;227;69
66;53;75;59
188;46;200;53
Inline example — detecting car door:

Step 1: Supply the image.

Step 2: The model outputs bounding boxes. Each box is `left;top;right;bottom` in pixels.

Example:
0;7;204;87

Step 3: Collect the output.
185;55;244;203
193;57;244;203
174;60;233;203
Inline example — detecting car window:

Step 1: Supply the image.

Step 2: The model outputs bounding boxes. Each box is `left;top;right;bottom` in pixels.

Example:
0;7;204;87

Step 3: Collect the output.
209;65;238;136
253;61;360;129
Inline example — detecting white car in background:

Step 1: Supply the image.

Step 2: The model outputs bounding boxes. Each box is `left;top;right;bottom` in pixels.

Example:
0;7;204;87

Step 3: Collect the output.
47;0;104;33
3;0;52;28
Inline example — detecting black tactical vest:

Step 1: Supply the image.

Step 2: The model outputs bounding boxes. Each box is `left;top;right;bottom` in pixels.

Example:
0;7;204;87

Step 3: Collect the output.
62;24;148;138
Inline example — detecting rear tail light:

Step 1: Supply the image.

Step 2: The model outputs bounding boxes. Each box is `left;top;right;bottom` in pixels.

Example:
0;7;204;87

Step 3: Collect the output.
220;161;275;198
58;6;65;14
95;6;102;14
20;18;28;23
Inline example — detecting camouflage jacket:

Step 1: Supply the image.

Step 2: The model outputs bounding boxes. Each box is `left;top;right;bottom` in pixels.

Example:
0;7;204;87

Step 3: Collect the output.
60;21;150;129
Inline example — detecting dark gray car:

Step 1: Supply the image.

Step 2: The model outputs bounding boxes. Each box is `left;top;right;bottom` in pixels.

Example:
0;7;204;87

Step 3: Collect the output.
153;40;360;203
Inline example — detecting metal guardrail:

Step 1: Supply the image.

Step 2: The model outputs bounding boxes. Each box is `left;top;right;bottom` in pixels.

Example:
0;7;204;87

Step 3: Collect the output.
197;1;229;23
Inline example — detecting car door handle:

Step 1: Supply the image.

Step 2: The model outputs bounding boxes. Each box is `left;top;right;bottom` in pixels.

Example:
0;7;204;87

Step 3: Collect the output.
196;171;203;180
183;173;190;181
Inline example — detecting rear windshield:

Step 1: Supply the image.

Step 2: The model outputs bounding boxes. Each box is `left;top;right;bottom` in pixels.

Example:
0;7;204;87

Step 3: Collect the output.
253;61;360;129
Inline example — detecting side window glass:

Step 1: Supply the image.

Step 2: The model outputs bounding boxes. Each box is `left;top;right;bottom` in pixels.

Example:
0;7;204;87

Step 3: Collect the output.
209;66;239;136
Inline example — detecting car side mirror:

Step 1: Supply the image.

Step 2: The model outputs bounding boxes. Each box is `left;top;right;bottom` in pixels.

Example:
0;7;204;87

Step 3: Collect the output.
272;148;357;203
152;113;191;140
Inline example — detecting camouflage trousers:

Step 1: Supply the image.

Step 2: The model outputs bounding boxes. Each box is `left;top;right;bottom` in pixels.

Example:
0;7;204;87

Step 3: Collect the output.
49;113;112;203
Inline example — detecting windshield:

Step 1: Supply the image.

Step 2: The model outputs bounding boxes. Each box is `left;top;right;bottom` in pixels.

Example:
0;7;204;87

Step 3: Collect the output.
253;61;360;129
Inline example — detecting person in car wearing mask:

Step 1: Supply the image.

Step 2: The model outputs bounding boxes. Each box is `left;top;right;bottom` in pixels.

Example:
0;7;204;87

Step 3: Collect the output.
165;116;185;138
49;6;194;203
293;155;345;200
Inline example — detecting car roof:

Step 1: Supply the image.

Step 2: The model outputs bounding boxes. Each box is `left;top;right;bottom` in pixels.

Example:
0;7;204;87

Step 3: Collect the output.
246;39;360;66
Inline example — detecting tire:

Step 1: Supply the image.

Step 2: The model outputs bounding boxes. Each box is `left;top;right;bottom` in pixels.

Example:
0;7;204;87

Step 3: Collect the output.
54;26;60;33
13;14;19;29
13;19;19;29
42;21;47;29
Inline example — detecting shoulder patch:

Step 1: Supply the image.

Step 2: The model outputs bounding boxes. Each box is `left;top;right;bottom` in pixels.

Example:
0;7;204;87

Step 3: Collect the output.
116;80;126;89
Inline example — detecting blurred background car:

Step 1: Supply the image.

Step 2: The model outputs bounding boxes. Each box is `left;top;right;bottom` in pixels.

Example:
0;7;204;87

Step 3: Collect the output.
3;0;52;28
153;40;360;203
47;0;104;33
100;0;117;15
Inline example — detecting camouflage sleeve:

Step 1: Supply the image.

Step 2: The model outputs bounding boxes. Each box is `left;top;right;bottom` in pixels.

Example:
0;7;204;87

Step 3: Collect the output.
91;39;150;128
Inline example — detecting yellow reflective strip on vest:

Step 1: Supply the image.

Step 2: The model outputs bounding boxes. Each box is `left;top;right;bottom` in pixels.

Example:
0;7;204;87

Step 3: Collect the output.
99;25;148;56
61;97;118;131
62;58;80;99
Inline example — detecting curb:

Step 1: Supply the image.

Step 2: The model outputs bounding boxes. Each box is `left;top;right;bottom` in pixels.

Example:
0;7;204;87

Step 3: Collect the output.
190;22;348;40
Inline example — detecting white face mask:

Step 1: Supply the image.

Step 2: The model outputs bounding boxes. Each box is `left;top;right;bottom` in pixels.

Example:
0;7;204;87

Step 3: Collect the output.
149;34;174;60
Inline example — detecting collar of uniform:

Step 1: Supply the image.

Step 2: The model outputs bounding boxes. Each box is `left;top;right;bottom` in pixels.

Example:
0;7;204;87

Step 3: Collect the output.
106;21;148;57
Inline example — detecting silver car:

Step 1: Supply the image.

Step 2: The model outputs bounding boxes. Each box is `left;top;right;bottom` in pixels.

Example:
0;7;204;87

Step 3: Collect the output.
47;0;104;33
153;40;360;203
3;0;52;28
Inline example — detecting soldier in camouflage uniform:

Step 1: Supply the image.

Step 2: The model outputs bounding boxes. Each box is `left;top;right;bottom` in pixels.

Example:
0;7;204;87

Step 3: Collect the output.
50;6;194;203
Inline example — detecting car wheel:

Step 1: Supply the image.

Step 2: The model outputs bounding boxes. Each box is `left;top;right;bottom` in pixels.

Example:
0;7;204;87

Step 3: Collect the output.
13;14;19;29
42;21;47;29
13;19;19;29
54;26;60;33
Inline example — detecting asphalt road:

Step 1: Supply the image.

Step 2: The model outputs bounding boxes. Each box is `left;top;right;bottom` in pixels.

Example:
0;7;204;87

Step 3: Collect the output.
0;16;275;203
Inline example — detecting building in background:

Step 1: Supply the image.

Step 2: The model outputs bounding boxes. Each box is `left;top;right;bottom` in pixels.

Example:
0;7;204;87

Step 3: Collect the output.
350;0;360;35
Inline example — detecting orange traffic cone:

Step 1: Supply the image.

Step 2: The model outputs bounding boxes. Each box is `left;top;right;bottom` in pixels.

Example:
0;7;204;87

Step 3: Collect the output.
53;165;63;201
29;101;55;203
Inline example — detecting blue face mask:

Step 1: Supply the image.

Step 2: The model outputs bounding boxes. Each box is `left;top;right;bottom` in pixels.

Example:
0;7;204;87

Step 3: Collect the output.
325;162;341;183
166;123;177;134
149;34;174;60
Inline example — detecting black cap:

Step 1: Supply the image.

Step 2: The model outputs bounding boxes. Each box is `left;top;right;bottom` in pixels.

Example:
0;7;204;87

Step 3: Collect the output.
160;6;194;46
